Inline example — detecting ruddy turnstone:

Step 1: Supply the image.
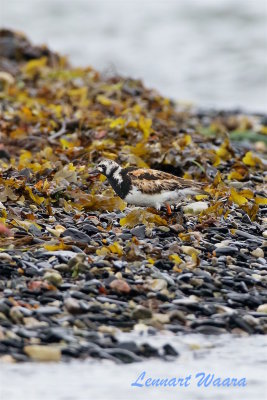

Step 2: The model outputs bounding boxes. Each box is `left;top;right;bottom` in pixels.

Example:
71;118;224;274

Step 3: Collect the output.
93;159;207;214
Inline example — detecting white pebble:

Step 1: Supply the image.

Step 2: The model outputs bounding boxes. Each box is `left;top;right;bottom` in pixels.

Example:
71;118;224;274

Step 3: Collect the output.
257;304;267;313
183;201;208;215
251;248;264;258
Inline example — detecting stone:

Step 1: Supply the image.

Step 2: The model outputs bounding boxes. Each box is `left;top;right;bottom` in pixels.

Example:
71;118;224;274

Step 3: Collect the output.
158;226;170;232
0;312;7;321
152;313;170;324
0;355;16;363
148;279;167;292
151;267;175;286
68;253;86;267
139;343;159;357
0;328;4;340
215;246;239;256
0;300;10;315
251;248;264;258
163;344;179;357
0;252;13;261
215;240;231;248
105;348;142;363
23;317;49;328
183;201;208;215
154;259;174;271
132;306;152;320
130;225;146;239
116;341;139;353
82;224;99;235
9;306;24;323
170;224;185;233
98;325;118;335
64;298;83;315
257;304;267;313
43;271;63;286
194;325;227;335
110;279;131;293
61;228;90;243
24;345;61;362
235;230;263;244
35;306;61;315
173;296;199;305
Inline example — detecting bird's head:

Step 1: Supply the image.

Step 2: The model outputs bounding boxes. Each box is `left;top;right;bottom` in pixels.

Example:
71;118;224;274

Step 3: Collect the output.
94;159;121;178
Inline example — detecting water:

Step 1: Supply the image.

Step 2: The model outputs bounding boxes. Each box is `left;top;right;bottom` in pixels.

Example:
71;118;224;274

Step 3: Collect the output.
0;333;266;400
1;0;267;111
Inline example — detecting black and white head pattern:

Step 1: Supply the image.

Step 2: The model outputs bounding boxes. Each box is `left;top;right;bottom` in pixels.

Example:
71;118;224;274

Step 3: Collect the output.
96;160;122;181
96;159;131;198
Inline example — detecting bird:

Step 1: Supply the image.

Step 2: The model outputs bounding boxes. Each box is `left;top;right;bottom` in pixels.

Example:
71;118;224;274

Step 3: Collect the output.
92;159;207;214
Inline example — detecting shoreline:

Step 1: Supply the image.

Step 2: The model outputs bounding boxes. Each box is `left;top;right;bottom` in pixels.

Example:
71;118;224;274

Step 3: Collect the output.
0;333;266;400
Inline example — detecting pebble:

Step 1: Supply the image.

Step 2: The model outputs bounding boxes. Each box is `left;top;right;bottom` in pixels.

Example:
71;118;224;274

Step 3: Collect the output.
132;306;153;320
109;279;131;294
151;267;175;286
0;253;13;261
257;304;267;313
81;224;99;235
148;279;167;292
251;248;265;258
130;225;146;239
235;230;263;244
183;201;208;215
215;246;239;256
173;297;199;305
158;226;170;232
163;343;179;357
194;326;227;335
215;240;231;248
9;307;24;324
0;355;16;363
154;260;174;271
43;271;63;286
1;210;266;365
170;224;185;233
152;313;170;324
24;345;61;362
64;298;83;315
104;348;142;363
34;306;61;315
23;317;49;328
61;228;90;243
117;341;139;353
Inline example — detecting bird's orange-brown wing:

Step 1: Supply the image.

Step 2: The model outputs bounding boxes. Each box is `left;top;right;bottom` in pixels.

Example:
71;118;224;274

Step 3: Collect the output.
126;168;205;195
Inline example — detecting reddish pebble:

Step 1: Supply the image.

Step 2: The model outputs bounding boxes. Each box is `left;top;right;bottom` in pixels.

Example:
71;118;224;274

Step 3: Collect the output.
110;279;131;294
0;223;11;236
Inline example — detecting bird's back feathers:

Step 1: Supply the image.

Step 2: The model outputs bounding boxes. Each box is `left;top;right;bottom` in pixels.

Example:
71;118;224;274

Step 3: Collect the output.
126;168;206;195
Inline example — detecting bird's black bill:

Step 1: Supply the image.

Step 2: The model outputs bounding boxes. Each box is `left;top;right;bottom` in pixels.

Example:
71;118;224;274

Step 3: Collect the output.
89;169;101;177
